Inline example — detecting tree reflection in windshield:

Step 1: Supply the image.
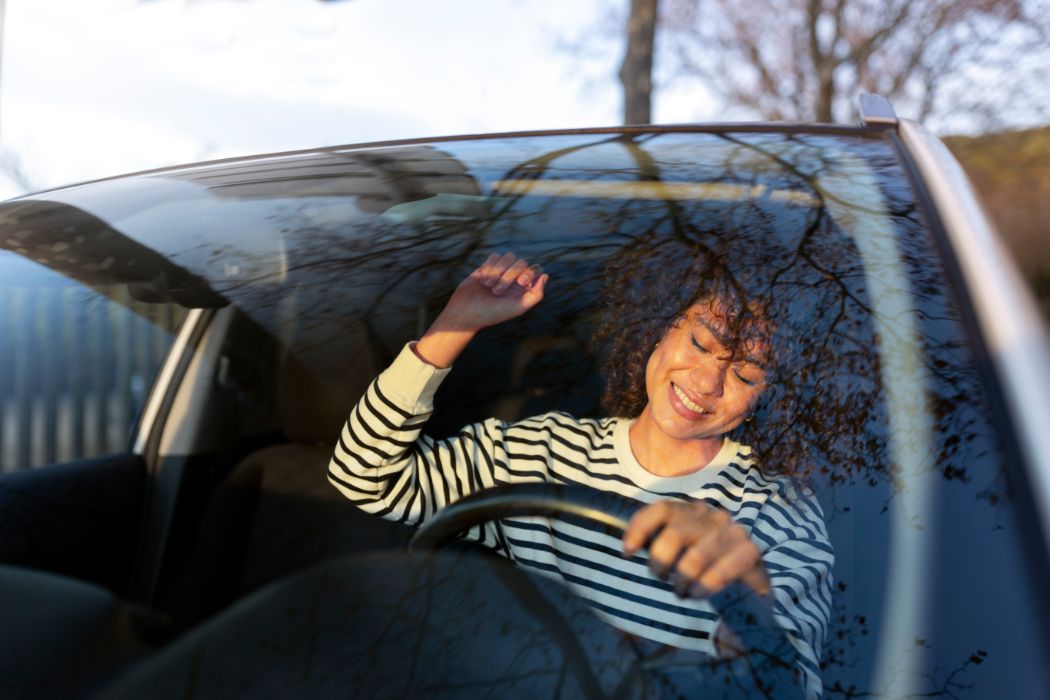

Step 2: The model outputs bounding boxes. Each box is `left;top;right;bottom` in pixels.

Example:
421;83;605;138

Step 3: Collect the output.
46;130;1035;696
369;135;1006;695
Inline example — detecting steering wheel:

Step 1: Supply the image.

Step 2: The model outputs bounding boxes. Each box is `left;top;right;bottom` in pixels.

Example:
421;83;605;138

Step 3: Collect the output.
410;482;635;552
410;482;806;699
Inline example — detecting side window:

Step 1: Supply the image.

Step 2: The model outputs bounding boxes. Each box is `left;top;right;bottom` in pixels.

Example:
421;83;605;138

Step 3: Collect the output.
0;252;185;471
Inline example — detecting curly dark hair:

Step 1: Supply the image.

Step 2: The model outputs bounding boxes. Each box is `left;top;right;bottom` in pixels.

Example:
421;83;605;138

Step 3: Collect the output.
593;223;880;480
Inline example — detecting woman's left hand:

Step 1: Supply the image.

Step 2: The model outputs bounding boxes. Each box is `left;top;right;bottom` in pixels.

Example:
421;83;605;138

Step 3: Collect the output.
623;500;771;599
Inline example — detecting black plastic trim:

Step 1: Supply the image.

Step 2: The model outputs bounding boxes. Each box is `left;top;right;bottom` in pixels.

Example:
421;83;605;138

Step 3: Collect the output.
140;309;215;471
128;309;215;605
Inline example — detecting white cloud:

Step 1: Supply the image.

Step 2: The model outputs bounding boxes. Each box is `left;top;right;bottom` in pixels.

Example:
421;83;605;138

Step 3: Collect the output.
1;0;621;195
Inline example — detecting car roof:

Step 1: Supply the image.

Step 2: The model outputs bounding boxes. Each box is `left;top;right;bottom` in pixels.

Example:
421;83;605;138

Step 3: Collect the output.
9;122;887;201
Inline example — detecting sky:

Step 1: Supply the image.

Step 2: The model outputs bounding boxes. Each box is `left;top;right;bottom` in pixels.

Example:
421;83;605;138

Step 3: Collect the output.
0;0;659;199
2;1;1043;201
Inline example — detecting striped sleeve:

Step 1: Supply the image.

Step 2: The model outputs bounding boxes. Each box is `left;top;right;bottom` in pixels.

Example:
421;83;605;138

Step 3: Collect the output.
753;480;834;699
327;343;528;547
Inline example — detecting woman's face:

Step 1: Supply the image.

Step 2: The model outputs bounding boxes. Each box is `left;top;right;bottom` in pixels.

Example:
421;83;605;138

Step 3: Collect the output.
642;300;769;443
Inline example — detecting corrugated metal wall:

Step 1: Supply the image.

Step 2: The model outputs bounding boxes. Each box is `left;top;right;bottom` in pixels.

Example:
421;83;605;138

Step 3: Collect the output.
0;285;183;471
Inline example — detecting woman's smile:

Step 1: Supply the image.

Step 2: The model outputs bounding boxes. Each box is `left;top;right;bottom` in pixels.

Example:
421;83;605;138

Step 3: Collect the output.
670;382;709;419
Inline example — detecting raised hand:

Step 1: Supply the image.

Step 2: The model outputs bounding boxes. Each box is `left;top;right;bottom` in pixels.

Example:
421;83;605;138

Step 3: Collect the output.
415;252;549;368
442;252;549;330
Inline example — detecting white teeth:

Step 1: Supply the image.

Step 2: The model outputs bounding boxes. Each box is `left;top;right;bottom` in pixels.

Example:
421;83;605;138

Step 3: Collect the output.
672;384;706;414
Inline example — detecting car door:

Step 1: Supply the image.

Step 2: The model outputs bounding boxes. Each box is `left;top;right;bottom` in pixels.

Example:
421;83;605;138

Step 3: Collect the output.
0;199;191;595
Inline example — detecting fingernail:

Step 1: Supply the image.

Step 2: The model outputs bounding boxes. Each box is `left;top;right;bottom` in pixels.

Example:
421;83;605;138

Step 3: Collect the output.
688;582;711;598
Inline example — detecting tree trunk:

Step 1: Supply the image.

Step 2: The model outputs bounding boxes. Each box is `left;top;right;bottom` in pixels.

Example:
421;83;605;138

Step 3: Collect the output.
815;68;835;123
619;0;658;125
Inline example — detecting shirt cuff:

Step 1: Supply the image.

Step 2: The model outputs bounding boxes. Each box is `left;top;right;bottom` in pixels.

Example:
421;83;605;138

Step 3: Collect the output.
375;342;452;414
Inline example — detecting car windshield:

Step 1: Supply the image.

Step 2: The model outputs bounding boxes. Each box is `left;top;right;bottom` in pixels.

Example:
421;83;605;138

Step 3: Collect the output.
1;129;1046;697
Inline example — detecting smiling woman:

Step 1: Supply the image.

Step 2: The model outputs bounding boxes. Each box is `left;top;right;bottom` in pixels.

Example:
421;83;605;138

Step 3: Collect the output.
595;224;864;485
633;301;770;471
327;248;833;697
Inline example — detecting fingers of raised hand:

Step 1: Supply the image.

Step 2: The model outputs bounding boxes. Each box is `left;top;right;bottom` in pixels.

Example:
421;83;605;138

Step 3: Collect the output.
516;264;544;290
471;253;544;296
472;253;508;287
522;272;548;304
492;258;531;295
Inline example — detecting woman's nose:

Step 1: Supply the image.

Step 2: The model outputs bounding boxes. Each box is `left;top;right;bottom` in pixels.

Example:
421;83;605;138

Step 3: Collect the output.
690;359;727;397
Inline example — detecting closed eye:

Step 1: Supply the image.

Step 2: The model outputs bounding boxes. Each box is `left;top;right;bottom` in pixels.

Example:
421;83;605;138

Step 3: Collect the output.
690;335;709;353
733;363;766;387
734;370;759;386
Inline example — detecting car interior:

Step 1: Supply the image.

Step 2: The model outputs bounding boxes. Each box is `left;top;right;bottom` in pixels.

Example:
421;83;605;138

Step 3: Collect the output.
0;176;896;699
3;128;1044;696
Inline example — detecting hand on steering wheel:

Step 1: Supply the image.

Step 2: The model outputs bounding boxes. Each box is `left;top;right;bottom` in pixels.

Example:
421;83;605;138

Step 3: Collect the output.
623;500;771;600
408;483;797;673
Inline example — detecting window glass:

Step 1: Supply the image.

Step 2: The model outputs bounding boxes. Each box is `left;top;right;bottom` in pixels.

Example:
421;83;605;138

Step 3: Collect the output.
0;251;185;470
8;129;1046;695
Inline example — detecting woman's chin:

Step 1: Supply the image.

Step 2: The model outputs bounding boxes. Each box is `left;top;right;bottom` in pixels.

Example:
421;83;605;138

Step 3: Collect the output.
656;411;723;443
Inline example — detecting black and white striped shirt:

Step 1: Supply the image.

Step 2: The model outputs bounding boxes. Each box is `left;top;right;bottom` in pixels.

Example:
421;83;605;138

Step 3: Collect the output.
329;343;832;696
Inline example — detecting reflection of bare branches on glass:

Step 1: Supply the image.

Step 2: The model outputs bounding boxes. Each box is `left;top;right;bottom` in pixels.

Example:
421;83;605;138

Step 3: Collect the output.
826;646;990;700
574;139;880;490
187;131;1002;507
709;133;1003;504
0;129;1033;697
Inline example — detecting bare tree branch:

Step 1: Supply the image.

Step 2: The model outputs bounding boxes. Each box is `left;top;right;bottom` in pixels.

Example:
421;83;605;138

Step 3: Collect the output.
655;0;1046;128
